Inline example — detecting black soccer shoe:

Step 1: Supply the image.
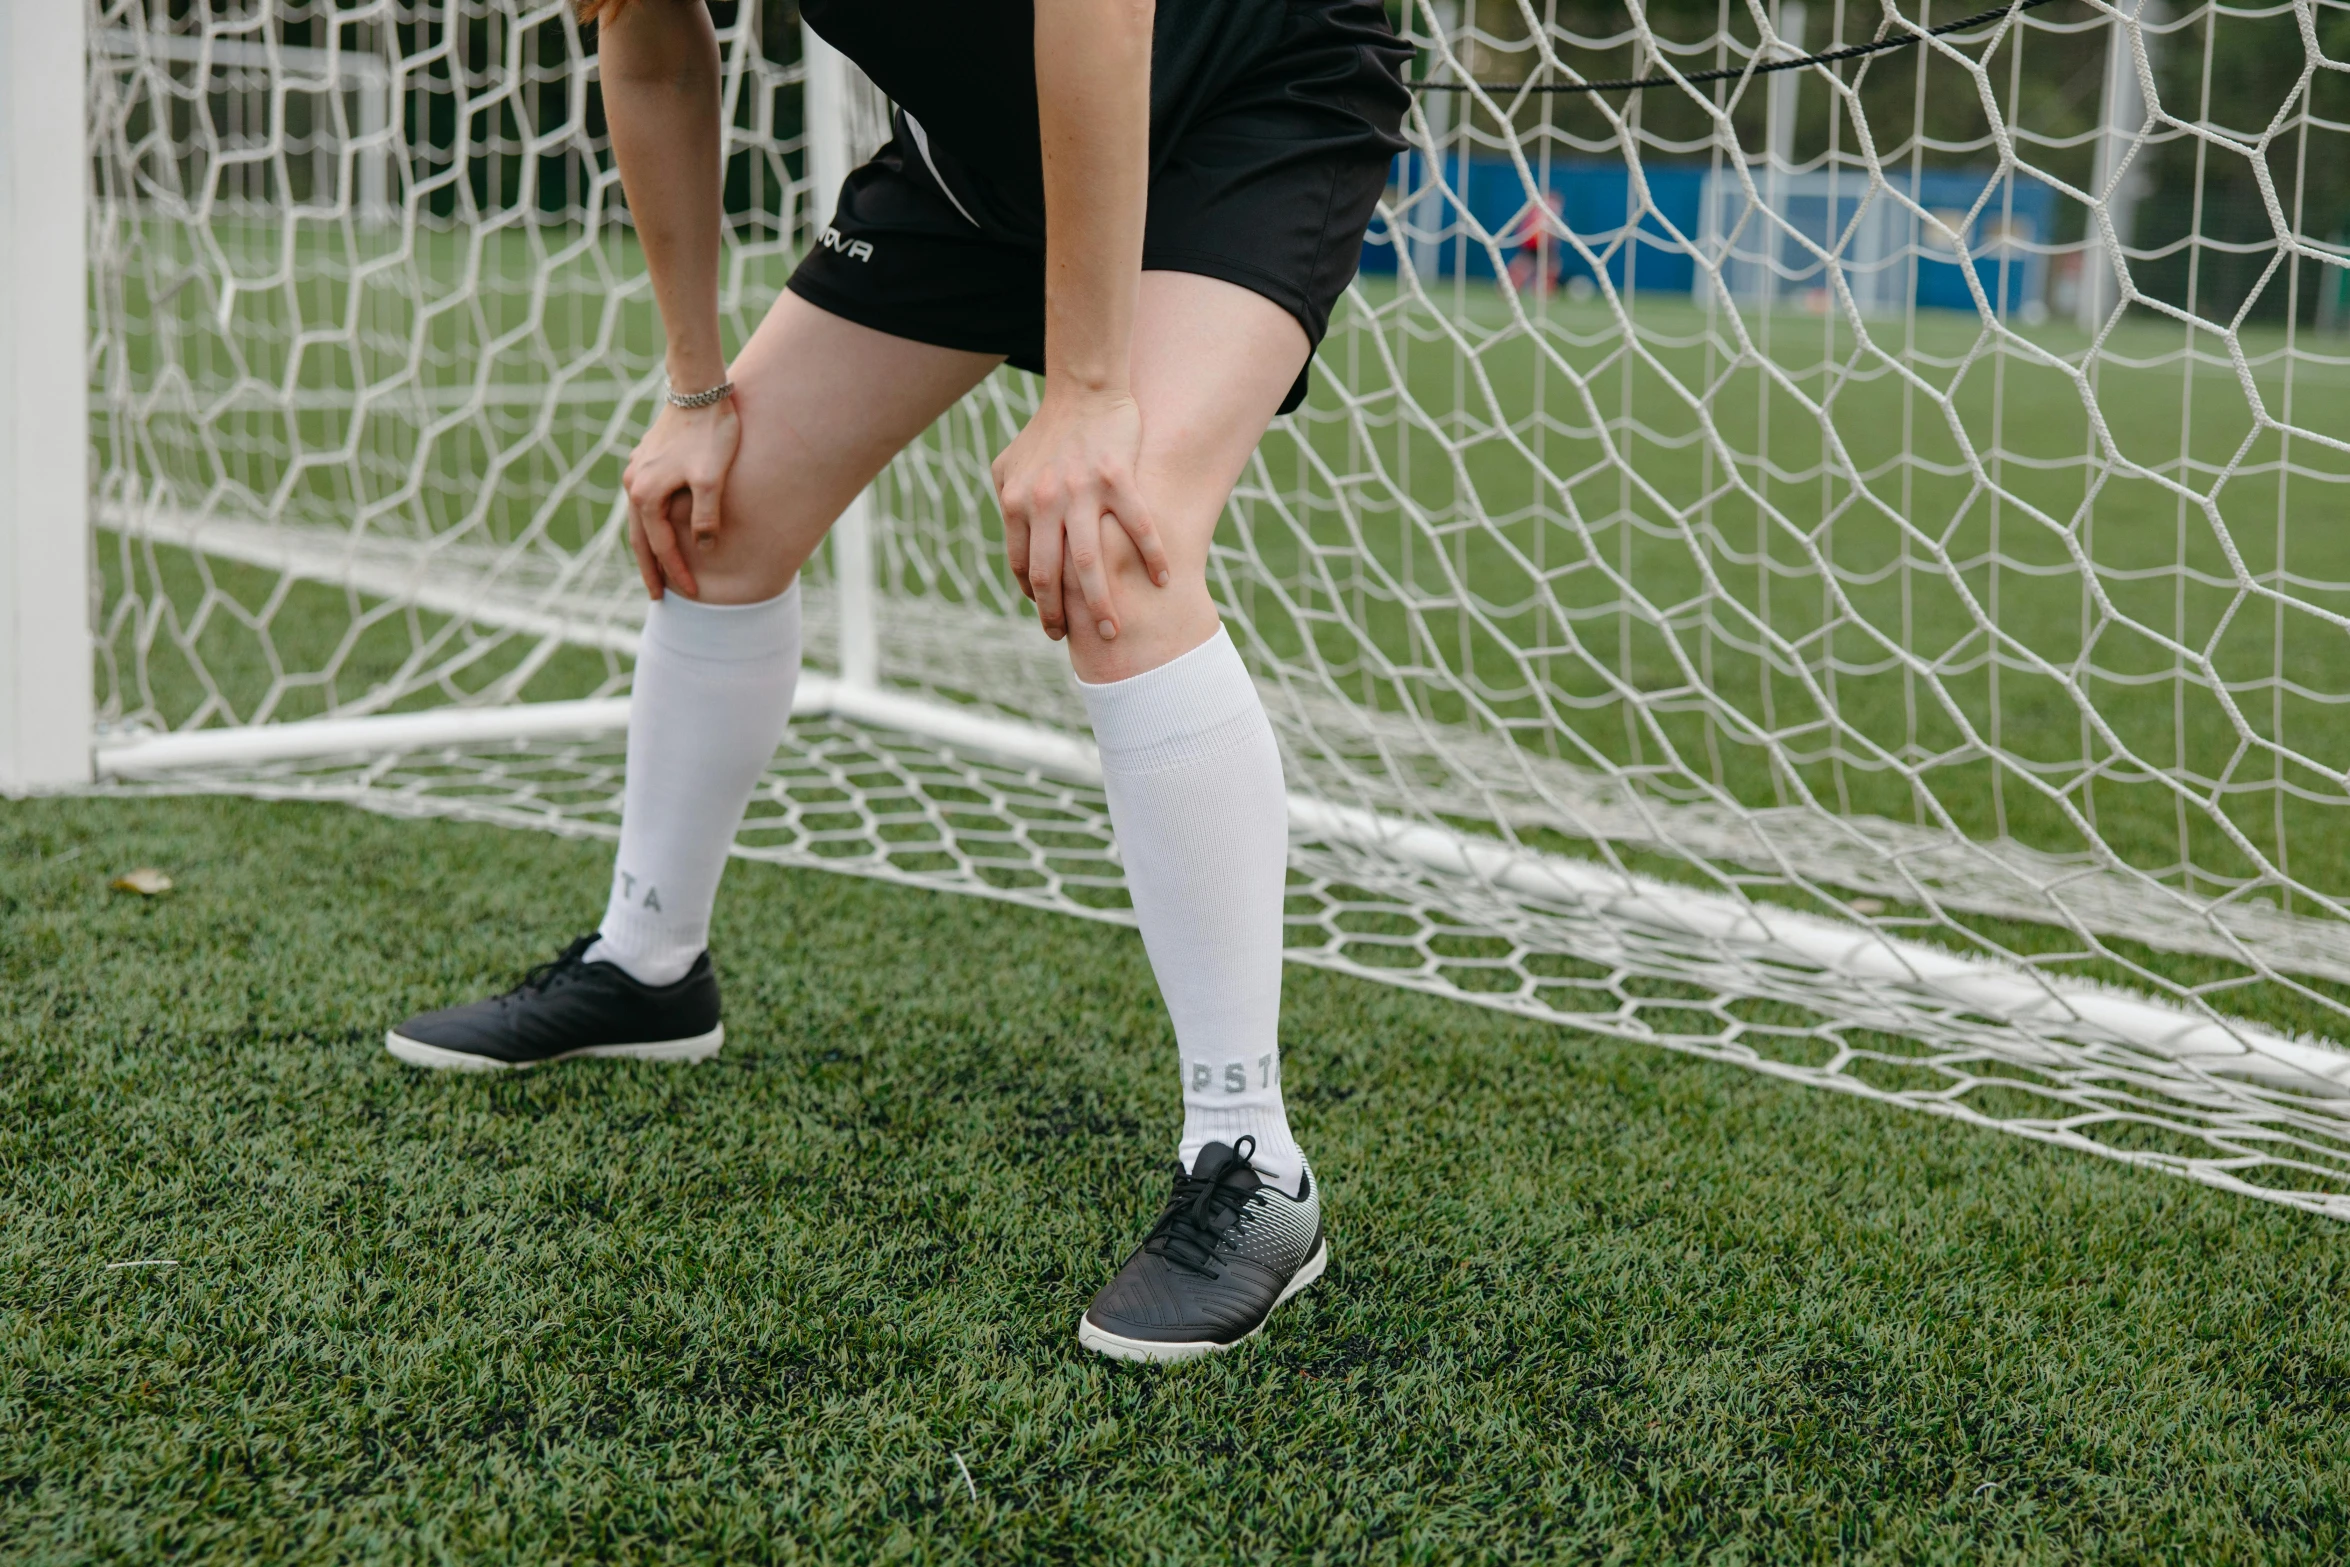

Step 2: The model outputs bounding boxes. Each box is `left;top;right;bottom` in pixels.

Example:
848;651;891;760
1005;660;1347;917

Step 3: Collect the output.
1078;1137;1326;1363
385;935;724;1071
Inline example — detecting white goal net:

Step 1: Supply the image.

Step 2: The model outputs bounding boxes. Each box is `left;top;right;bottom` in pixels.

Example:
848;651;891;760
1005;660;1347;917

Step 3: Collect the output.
58;0;2350;1215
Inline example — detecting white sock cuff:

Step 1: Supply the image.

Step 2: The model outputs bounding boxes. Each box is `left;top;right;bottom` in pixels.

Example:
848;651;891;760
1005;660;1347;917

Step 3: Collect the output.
588;921;694;985
642;580;802;664
1077;625;1266;772
1181;1101;1304;1187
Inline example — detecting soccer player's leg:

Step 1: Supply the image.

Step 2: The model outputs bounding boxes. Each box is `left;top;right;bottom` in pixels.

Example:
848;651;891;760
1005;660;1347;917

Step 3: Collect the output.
387;297;998;1072
1051;271;1328;1361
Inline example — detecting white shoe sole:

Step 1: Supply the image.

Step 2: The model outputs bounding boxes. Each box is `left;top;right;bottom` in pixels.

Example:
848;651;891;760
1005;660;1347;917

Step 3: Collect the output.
383;1024;725;1072
1076;1239;1328;1364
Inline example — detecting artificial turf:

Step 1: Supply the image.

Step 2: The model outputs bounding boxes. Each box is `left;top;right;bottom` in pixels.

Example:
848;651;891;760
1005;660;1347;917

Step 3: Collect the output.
5;792;2348;1563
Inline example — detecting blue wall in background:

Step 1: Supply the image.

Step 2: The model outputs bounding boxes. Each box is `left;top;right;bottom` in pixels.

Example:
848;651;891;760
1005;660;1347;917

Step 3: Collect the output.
1361;155;1707;295
1361;156;2054;318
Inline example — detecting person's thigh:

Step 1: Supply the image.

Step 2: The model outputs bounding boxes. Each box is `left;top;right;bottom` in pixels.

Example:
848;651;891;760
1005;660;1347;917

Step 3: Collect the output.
1058;270;1309;682
685;291;1002;604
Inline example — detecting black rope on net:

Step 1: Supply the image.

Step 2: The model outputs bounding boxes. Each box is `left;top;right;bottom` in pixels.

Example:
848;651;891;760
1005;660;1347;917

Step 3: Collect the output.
1410;0;2067;96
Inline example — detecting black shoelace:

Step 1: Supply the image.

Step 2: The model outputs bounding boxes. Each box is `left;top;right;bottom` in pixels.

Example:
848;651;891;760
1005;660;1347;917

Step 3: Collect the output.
506;934;601;999
1140;1135;1263;1278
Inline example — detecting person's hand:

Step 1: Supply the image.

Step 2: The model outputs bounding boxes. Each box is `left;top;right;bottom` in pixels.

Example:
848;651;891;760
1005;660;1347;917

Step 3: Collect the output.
622;394;741;599
991;385;1170;640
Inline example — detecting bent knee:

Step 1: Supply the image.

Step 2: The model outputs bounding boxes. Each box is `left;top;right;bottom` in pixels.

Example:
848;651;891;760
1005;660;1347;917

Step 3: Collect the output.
1073;522;1205;612
1098;501;1218;588
1090;520;1157;589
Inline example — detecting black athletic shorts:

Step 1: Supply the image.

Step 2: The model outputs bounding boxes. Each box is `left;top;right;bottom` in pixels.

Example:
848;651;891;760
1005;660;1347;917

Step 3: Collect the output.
787;0;1410;415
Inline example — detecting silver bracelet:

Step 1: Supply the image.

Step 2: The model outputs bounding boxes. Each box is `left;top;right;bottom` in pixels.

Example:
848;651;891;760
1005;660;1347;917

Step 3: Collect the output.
665;378;735;410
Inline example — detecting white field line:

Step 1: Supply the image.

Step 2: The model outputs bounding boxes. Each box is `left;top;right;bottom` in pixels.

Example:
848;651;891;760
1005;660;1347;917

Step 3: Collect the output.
110;382;648;416
97;697;637;770
103;505;646;654
94;687;2350;1101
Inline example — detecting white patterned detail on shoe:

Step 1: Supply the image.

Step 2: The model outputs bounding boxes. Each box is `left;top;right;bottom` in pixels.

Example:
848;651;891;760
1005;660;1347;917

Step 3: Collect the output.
1226;1164;1320;1273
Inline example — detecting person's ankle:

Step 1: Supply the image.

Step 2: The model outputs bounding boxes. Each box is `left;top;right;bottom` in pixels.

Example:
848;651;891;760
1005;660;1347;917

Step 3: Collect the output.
1181;1118;1306;1194
585;932;701;988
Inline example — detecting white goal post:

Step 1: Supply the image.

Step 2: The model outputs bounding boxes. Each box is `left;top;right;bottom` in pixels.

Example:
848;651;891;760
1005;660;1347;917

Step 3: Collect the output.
2;1;92;794
24;0;2350;1217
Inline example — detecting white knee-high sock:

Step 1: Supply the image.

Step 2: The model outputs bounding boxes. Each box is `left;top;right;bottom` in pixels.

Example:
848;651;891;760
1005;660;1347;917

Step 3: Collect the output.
589;584;802;986
1078;626;1305;1193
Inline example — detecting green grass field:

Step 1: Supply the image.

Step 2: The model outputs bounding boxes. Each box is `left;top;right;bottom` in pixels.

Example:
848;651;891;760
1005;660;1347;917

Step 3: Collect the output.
8;793;2350;1563
42;216;2350;1558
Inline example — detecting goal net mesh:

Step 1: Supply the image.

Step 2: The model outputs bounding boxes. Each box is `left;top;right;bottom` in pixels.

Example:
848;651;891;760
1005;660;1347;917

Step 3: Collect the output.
83;0;2350;1215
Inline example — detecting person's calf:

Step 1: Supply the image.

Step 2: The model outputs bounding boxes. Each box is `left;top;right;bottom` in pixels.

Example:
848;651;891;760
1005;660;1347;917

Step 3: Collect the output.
1075;621;1307;1194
